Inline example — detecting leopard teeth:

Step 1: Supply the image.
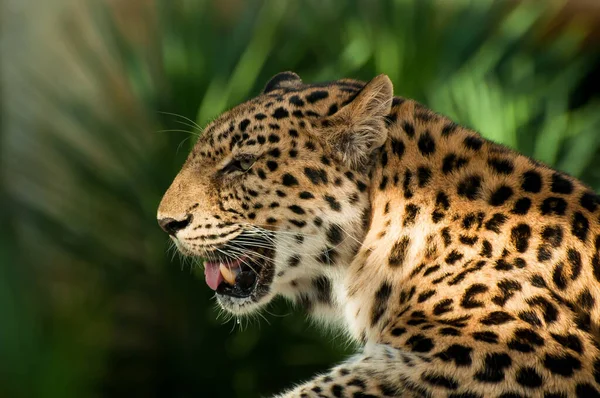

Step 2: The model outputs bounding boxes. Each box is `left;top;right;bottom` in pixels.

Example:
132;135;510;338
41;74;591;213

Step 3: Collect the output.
220;263;238;285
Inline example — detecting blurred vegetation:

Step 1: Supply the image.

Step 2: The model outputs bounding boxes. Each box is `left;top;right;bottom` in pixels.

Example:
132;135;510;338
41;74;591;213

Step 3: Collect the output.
1;0;599;397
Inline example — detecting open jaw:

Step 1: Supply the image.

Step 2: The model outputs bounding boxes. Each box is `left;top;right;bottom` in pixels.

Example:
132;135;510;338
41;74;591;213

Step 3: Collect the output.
202;232;275;302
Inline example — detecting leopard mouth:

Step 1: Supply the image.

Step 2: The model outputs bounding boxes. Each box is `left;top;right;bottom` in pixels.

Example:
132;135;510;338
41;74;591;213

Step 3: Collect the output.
202;232;275;300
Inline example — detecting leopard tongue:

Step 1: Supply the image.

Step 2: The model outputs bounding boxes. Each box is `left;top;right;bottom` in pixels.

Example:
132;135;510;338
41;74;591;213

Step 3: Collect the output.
204;262;223;291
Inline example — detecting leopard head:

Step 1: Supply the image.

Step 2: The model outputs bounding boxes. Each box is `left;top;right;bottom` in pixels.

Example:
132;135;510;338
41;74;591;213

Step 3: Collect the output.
157;72;393;314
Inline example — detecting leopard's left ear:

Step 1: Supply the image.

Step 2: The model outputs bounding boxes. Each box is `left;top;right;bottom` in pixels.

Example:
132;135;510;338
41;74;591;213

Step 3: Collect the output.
263;71;302;93
326;74;393;170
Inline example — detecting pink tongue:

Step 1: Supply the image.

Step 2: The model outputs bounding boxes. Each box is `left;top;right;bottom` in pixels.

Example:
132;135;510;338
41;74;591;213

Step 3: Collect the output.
204;262;223;291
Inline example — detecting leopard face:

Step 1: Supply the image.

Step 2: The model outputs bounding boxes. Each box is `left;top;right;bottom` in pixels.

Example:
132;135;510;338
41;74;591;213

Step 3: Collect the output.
157;72;394;315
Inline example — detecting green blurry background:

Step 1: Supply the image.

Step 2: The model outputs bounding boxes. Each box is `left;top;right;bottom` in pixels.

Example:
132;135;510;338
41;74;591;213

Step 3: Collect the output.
1;0;600;397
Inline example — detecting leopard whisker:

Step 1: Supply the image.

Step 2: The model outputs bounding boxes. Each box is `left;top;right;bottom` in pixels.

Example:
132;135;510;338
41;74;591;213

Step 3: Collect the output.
157;110;203;130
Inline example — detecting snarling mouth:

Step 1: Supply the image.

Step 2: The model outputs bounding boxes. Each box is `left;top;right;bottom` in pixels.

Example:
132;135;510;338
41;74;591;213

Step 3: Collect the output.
202;232;275;299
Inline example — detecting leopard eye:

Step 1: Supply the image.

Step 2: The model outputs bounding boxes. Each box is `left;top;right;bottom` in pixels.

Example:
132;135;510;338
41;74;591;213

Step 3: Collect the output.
222;155;256;174
238;158;255;171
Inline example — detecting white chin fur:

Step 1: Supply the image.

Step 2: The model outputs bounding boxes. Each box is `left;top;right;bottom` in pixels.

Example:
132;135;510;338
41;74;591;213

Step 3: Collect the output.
216;289;276;315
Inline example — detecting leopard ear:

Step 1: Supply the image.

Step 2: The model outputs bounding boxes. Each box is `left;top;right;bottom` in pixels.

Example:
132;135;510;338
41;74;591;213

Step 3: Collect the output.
263;71;302;93
326;74;393;170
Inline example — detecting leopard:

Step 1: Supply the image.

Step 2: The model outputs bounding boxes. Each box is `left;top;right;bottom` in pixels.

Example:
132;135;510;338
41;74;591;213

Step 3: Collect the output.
157;71;600;398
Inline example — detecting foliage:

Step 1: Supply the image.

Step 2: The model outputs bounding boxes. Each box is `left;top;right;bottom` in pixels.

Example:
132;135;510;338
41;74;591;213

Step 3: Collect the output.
1;0;599;397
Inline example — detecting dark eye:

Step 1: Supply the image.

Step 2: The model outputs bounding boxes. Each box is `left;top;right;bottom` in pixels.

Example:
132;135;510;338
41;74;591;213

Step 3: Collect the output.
222;155;256;174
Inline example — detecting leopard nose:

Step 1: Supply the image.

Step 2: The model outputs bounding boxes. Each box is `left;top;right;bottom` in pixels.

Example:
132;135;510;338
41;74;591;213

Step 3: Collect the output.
158;215;192;236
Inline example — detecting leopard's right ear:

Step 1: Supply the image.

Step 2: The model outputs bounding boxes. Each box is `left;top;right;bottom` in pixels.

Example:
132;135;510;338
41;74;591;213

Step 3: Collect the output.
325;74;393;170
263;71;302;93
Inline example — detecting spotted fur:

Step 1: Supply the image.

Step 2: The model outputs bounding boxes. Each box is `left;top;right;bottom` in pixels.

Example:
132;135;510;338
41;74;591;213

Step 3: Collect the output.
158;72;600;397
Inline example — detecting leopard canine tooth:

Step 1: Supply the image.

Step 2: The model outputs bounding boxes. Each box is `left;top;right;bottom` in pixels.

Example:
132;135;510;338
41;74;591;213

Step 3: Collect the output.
220;263;237;285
